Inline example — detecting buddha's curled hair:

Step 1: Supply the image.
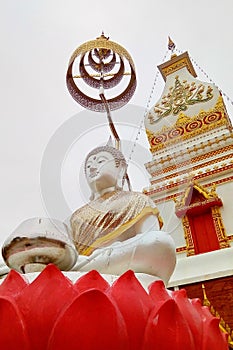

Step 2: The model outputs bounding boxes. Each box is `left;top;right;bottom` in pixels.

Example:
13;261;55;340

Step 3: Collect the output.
84;145;127;174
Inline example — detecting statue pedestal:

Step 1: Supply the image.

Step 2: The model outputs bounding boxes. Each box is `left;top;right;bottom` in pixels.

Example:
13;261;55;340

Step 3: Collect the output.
0;264;227;349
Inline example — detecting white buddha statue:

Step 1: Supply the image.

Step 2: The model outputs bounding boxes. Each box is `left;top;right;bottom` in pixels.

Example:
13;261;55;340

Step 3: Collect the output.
70;144;176;285
1;144;176;286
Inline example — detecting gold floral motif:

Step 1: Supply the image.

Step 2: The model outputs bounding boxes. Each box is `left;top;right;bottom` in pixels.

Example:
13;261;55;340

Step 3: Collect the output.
147;96;230;153
151;76;213;119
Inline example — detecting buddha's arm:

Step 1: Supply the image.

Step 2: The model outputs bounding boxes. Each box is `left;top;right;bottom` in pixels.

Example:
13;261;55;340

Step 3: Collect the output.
0;262;10;278
72;214;164;272
134;214;160;234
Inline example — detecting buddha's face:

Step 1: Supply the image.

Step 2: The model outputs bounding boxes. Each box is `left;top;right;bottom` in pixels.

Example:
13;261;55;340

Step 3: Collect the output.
85;151;123;193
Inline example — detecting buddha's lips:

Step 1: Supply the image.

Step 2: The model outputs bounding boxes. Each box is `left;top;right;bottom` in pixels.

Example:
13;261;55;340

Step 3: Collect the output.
89;171;99;178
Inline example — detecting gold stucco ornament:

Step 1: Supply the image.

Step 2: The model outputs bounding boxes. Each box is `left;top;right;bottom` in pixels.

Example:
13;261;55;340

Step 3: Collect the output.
66;32;137;112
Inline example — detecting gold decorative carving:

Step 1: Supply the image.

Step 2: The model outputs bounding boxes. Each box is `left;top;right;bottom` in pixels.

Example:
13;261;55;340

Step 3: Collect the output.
176;181;229;255
69;37;135;71
211;206;230;248
202;284;233;348
176;246;187;253
150;76;213;119
67;34;137;113
182;215;195;256
176;113;192;124
176;180;215;209
147;96;229;152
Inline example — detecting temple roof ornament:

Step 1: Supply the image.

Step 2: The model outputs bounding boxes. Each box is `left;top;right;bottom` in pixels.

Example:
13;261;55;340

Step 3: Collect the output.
158;51;197;81
168;36;176;52
175;180;223;218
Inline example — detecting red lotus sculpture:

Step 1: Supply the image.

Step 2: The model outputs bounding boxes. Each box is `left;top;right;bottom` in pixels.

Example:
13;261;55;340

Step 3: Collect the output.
0;264;228;350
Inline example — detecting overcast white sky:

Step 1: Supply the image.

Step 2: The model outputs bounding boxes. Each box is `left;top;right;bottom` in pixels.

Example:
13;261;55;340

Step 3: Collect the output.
1;0;233;252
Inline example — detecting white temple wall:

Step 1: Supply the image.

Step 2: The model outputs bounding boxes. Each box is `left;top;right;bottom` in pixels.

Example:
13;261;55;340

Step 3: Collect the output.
157;199;186;248
216;181;233;237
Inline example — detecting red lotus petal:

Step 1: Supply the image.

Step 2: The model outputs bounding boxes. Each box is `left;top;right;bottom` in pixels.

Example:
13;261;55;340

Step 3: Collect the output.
109;270;153;350
0;267;228;349
74;269;110;293
189;300;228;349
0;270;28;297
197;304;228;350
143;299;195;350
148;279;172;313
172;289;203;348
203;316;228;350
48;289;129;350
16;264;77;350
0;297;29;350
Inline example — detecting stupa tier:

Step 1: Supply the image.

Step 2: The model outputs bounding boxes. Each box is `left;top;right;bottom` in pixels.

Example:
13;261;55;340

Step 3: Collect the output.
143;48;233;346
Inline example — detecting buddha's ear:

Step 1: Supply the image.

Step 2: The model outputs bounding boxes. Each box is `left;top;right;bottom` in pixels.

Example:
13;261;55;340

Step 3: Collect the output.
89;192;95;201
116;164;127;189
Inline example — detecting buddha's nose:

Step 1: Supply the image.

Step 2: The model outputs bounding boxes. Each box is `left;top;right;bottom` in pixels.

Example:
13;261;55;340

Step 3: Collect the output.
90;166;97;174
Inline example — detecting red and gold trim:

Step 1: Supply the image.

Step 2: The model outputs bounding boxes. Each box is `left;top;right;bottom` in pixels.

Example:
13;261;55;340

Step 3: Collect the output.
146;138;233;176
174;181;229;256
158;51;197;81
144;164;233;198
146;96;230;153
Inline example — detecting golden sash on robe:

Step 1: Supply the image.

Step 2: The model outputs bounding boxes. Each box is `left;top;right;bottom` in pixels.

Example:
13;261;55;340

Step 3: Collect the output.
71;191;163;255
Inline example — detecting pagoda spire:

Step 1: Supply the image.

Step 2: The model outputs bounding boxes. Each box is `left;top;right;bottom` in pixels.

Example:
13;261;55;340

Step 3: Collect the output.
168;36;176;51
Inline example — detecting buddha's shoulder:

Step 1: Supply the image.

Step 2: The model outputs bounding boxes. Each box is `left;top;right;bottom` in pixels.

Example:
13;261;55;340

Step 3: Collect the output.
71;191;154;221
70;202;95;221
118;190;153;204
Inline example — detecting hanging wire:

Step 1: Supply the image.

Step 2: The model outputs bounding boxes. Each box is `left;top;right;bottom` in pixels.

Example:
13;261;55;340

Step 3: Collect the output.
125;49;170;171
175;48;233;107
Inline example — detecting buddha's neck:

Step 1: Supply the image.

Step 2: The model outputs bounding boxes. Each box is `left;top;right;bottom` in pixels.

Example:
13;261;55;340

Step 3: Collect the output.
93;186;119;200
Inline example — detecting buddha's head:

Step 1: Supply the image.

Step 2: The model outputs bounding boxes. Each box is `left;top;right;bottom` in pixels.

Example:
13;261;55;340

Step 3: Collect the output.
84;145;127;198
